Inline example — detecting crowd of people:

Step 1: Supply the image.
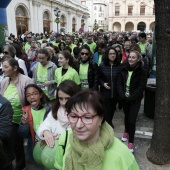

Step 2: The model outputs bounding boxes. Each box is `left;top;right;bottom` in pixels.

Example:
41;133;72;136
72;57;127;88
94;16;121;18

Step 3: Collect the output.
0;29;152;170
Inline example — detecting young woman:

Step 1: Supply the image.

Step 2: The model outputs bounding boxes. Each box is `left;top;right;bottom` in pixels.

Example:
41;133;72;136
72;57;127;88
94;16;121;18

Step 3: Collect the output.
0;57;34;170
117;50;147;153
18;84;51;169
76;44;99;90
54;50;80;86
31;48;57;100
36;80;80;147
54;90;139;170
99;47;121;128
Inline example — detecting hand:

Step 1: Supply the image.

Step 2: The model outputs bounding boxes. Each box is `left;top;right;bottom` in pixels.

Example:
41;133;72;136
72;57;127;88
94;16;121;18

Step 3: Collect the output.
103;83;111;89
21;111;28;124
43;81;52;87
43;130;55;147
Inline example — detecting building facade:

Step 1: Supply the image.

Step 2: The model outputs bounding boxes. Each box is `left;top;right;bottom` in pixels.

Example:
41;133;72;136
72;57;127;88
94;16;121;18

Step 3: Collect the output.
80;0;109;31
6;0;89;36
108;0;155;32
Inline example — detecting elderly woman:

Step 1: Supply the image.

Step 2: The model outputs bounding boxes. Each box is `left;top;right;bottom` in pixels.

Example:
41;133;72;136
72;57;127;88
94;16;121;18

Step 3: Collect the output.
54;90;139;170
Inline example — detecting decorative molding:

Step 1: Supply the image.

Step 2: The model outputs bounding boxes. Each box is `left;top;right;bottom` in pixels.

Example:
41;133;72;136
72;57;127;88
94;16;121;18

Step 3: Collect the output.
32;0;41;6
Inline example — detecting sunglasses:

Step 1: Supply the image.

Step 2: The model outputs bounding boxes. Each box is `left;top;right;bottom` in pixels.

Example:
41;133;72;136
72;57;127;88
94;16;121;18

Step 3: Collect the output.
27;37;32;38
3;51;9;55
81;52;89;56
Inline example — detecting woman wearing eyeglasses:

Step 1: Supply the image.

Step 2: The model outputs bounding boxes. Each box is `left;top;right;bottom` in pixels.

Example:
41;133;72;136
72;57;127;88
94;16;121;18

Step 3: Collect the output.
54;90;139;170
0;57;34;170
76;44;99;90
99;47;121;128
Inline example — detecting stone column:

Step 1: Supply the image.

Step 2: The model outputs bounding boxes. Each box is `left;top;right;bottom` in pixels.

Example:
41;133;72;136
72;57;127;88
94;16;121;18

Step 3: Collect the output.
0;0;11;49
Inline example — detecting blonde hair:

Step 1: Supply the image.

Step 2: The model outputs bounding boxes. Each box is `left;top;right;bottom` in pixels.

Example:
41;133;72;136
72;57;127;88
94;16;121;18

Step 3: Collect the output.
129;50;144;66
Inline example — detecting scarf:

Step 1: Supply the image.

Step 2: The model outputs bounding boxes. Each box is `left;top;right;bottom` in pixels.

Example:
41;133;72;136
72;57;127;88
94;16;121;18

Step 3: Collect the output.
64;122;114;170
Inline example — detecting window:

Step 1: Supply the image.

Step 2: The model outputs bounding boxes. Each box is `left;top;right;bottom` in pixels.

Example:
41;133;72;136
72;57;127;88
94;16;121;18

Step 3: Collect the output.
153;5;155;15
140;5;145;15
115;3;120;16
128;6;133;16
94;6;97;10
100;6;102;12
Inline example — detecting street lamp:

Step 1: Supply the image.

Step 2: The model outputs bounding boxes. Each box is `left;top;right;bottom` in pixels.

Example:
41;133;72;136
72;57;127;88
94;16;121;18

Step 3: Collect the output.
54;7;61;33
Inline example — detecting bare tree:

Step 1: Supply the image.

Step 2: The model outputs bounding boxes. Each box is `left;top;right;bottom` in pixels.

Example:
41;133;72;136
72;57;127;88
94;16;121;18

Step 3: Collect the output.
146;0;170;165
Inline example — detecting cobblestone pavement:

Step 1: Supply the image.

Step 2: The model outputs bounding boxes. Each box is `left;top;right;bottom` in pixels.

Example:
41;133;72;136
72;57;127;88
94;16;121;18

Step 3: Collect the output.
113;102;170;170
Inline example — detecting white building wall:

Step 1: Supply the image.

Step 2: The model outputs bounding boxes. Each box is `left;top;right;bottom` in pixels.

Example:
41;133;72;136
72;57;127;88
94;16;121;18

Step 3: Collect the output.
6;0;89;36
108;0;155;32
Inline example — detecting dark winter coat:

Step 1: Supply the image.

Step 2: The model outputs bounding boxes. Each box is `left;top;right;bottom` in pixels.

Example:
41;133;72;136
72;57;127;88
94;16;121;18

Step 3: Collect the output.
0;95;14;169
77;59;99;91
117;63;147;103
99;62;121;99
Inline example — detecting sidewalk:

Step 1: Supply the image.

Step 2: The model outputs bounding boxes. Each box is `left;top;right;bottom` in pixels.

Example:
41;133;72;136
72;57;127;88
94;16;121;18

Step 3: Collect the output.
113;102;170;170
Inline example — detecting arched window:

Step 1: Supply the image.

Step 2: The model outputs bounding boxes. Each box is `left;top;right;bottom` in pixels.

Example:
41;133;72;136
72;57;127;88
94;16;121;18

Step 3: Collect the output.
72;18;76;32
15;6;28;36
115;3;120;16
43;11;50;34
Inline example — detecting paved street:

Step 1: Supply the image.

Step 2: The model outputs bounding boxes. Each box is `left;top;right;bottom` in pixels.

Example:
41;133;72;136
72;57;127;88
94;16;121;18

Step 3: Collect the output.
24;100;170;170
113;100;170;170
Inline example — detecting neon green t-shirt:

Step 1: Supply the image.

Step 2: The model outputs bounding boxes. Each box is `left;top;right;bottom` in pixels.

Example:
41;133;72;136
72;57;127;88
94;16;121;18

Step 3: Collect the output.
4;83;22;124
31;108;46;132
84;42;96;54
125;71;133;97
98;54;102;65
55;66;80;86
139;43;146;55
79;63;89;90
37;62;48;95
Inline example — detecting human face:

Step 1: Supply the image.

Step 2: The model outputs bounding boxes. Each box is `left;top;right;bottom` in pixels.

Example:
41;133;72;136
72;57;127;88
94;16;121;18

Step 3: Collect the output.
124;42;131;50
58;90;71;108
2;61;16;77
108;49;116;63
68;104;103;144
66;37;71;45
128;52;140;67
80;49;90;61
25;87;42;108
37;53;48;66
115;47;121;56
26;34;32;42
60;43;65;50
87;37;92;44
58;53;69;68
139;37;145;43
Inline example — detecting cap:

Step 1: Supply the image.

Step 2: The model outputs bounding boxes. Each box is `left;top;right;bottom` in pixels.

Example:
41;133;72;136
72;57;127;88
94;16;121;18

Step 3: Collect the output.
55;33;61;38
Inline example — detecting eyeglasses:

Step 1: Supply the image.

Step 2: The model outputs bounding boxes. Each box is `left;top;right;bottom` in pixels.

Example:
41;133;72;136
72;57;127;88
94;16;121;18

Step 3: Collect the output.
109;53;116;55
3;51;9;55
81;52;89;56
67;113;97;124
27;37;32;38
26;91;39;98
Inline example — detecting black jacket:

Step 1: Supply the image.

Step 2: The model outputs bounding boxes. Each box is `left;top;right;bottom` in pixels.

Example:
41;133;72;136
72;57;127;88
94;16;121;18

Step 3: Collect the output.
0;95;14;169
77;59;99;91
99;62;121;99
117;63;147;103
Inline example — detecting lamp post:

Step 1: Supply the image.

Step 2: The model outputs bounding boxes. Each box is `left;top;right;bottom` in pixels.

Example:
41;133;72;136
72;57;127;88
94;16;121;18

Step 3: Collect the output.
93;19;98;32
54;7;61;33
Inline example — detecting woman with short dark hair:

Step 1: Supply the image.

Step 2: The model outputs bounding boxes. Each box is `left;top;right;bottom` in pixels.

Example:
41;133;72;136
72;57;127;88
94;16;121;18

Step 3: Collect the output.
54;90;139;170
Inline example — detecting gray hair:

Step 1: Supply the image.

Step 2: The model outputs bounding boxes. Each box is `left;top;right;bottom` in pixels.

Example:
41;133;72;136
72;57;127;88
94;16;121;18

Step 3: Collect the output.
3;44;16;56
